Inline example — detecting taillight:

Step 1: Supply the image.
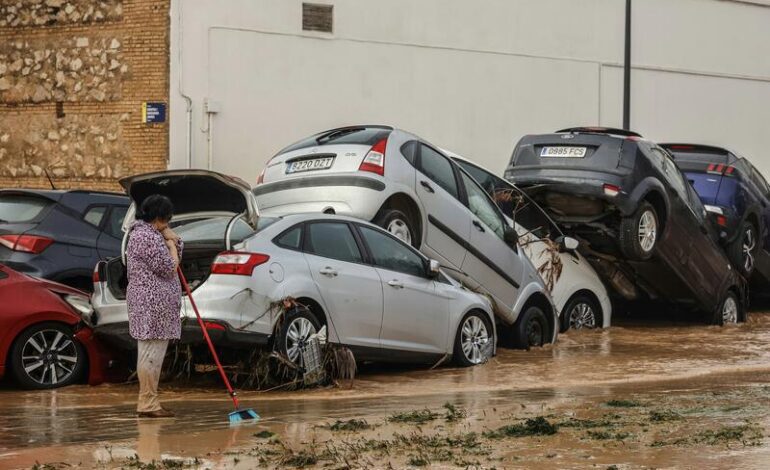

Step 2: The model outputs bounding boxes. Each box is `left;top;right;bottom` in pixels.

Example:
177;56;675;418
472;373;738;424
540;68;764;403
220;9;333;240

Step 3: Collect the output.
603;184;621;197
211;252;270;276
716;215;728;227
0;235;54;254
707;164;736;176
256;167;266;185
359;138;387;176
92;264;101;283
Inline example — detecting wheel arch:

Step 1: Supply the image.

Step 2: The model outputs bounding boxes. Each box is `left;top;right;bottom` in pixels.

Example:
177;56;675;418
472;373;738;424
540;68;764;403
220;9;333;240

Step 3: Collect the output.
6;319;87;385
375;192;423;245
562;289;605;330
642;190;668;235
518;291;557;344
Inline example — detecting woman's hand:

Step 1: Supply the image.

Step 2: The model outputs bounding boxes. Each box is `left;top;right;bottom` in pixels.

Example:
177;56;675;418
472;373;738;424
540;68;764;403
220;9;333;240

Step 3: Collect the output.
161;227;180;242
165;239;180;269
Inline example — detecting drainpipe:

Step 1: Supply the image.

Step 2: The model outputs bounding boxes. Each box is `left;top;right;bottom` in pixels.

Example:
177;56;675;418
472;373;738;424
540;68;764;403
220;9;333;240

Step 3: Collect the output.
622;0;632;130
176;0;194;168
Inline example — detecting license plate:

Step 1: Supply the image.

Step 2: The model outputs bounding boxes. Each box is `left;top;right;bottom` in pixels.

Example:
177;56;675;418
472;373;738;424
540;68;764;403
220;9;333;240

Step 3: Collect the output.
286;157;334;174
540;146;587;158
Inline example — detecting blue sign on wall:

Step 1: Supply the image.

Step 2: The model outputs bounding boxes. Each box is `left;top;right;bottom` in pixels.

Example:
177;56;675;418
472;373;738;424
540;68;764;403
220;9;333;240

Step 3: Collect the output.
142;102;166;124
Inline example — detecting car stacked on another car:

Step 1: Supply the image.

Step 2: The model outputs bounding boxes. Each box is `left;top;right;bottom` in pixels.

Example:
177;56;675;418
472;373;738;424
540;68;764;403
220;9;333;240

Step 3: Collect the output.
661;143;770;285
254;125;559;348
91;170;496;368
506;127;746;325
445;151;612;331
0;189;129;291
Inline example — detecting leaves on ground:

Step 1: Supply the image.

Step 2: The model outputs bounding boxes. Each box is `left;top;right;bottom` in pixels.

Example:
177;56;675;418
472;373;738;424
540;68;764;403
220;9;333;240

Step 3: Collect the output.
484;417;558;439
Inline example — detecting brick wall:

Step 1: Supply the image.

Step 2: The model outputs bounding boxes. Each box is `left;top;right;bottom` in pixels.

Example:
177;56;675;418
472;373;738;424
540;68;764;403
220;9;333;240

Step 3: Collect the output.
0;0;170;192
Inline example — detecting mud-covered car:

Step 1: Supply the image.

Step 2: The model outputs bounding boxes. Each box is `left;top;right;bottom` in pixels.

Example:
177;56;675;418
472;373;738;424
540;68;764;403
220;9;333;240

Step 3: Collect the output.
505;127;746;324
90;170;497;367
662;143;770;285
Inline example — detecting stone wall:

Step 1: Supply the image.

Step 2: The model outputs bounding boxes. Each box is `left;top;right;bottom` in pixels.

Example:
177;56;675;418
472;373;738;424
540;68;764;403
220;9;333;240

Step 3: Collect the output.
0;0;169;191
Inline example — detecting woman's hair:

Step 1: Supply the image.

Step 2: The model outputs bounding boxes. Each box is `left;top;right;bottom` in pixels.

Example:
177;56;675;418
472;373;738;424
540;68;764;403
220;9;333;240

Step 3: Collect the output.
138;194;174;223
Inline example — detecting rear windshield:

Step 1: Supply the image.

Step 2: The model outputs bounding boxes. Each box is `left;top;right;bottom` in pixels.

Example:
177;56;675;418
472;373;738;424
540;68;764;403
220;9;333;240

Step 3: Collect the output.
667;149;730;166
173;216;278;245
0;195;51;223
277;127;392;155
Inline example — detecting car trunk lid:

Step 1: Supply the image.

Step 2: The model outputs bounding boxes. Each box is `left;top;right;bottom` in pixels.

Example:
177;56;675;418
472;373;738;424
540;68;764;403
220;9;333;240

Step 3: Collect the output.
509;133;630;176
662;144;735;206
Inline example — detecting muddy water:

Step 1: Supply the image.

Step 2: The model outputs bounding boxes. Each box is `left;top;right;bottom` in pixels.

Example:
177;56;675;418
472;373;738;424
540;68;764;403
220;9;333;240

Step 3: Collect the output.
2;314;770;469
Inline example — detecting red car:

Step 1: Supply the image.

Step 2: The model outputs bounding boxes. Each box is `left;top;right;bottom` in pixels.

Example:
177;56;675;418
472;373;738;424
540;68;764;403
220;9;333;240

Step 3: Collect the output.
0;264;121;389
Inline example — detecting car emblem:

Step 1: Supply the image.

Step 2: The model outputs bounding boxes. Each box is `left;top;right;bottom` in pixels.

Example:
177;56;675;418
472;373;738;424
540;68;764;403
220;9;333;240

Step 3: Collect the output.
561;134;575;140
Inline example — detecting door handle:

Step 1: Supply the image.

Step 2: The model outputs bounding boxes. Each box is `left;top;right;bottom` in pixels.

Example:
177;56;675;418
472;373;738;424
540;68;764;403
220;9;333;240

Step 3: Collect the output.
420;180;435;193
472;220;486;232
387;280;404;289
319;267;338;277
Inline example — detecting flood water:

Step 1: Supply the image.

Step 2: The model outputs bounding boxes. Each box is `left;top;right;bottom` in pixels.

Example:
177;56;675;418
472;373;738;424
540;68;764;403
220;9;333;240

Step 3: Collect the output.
3;312;770;468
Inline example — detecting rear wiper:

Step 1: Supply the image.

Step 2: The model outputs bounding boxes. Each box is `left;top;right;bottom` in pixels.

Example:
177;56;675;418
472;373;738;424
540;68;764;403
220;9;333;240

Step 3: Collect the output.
316;127;365;144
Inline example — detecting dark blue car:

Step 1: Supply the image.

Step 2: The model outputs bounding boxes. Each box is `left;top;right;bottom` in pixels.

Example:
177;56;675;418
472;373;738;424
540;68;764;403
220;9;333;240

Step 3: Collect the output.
662;143;770;283
0;189;129;291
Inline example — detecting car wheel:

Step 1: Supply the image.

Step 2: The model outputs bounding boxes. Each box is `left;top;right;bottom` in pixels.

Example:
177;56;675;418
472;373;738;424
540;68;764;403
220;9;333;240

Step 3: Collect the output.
512;306;549;349
620;201;659;261
10;322;85;390
276;308;321;366
712;291;741;326
728;222;757;278
374;208;417;247
561;294;601;332
453;311;493;367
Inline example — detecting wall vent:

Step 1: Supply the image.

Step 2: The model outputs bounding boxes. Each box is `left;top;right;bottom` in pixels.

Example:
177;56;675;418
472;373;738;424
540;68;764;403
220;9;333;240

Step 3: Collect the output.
302;3;333;33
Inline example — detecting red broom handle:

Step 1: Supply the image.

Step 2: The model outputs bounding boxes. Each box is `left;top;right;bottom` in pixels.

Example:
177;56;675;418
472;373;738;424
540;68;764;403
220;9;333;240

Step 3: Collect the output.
177;267;241;410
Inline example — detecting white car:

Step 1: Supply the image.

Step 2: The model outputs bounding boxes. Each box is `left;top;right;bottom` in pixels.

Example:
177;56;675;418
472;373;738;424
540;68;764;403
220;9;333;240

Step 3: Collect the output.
446;153;612;330
90;170;496;367
255;125;558;348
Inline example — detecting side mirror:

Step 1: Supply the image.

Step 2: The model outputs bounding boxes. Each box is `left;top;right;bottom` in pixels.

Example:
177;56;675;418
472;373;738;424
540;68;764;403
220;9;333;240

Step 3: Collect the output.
504;226;519;247
428;259;441;278
560;236;579;252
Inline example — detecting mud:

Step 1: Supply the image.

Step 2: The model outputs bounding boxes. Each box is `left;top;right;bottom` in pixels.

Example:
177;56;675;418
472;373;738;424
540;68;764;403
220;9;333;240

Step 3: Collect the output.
3;313;770;469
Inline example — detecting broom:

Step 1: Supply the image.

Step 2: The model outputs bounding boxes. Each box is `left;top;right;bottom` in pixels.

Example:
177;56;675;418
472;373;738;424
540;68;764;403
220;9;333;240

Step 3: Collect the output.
177;267;260;424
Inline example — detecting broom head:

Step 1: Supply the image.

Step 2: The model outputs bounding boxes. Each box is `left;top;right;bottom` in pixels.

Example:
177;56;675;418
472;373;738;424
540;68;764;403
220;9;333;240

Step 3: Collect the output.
229;408;260;424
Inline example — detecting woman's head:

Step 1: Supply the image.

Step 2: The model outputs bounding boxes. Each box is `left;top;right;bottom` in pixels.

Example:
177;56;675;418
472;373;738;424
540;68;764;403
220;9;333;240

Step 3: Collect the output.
139;194;174;229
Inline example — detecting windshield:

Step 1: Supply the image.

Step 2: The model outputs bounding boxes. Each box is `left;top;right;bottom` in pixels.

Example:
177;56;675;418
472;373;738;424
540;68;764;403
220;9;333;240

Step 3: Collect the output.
173;216;278;245
0;195;51;223
276;127;392;155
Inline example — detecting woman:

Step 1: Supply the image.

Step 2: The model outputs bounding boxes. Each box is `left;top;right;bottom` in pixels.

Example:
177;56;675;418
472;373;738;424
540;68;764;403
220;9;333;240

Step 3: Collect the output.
126;194;183;418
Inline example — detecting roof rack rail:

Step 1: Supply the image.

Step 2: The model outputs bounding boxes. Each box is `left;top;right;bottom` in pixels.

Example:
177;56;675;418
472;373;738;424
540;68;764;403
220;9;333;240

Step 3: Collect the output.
556;127;642;138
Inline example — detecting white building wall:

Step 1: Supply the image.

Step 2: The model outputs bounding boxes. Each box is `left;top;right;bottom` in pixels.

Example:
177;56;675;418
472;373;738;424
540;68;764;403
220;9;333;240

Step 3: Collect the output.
170;0;770;182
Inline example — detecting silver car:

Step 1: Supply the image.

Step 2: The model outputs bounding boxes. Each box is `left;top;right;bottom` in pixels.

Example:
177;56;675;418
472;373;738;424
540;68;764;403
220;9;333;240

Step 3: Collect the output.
90;170;496;367
255;126;558;347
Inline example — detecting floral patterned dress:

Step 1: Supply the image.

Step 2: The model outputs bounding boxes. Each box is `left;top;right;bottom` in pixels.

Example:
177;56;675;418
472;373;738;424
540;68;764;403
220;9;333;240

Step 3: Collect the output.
126;220;184;341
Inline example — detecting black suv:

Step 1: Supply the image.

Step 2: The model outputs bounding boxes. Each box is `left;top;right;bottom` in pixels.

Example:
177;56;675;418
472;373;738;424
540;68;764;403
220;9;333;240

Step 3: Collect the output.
0;189;129;290
505;127;745;324
662;143;770;285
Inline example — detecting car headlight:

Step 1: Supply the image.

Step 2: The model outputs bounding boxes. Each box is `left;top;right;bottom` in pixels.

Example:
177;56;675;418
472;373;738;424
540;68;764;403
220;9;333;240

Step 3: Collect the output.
703;205;724;215
64;294;95;325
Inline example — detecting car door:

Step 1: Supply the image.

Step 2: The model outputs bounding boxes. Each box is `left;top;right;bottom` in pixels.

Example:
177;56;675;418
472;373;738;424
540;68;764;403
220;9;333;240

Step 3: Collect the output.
302;221;383;350
96;205;128;259
457;169;523;312
356;224;450;355
413;144;470;270
746;164;770;278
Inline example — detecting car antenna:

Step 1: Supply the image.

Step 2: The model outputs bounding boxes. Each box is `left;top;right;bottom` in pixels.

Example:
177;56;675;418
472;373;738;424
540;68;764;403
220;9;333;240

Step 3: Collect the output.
43;168;57;190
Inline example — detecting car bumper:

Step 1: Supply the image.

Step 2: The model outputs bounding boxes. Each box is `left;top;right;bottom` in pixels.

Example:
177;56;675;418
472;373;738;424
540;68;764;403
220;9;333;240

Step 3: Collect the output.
94;320;270;350
254;173;388;219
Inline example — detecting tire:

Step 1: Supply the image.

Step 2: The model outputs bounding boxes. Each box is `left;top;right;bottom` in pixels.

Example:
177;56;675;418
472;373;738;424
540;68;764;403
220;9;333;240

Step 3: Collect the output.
374;208;418;248
10;322;86;390
512;306;550;350
453;311;494;367
560;294;602;332
727;222;757;278
275;308;321;366
711;291;741;326
619;201;659;261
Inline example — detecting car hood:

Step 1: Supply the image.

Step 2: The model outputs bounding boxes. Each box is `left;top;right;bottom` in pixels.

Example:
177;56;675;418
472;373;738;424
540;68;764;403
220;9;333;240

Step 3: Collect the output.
119;170;259;228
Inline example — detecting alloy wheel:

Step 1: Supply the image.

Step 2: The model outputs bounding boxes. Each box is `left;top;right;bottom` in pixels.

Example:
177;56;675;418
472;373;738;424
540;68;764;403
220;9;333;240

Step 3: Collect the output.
460;316;490;364
638;210;657;253
568;302;597;330
722;296;739;324
387;218;412;245
742;227;756;273
285;317;317;364
21;329;79;386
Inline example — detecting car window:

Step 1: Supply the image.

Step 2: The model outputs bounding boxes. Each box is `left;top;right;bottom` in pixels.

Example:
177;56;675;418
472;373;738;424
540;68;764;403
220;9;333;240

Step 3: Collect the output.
305;222;363;264
419;145;459;198
277;127;392;155
0;195;51;222
401;141;418;166
749;164;770;196
454;160;498;195
654;147;689;198
105;206;128;238
84;206;107;228
358;225;426;277
174;216;274;244
275;226;302;250
458;170;506;239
